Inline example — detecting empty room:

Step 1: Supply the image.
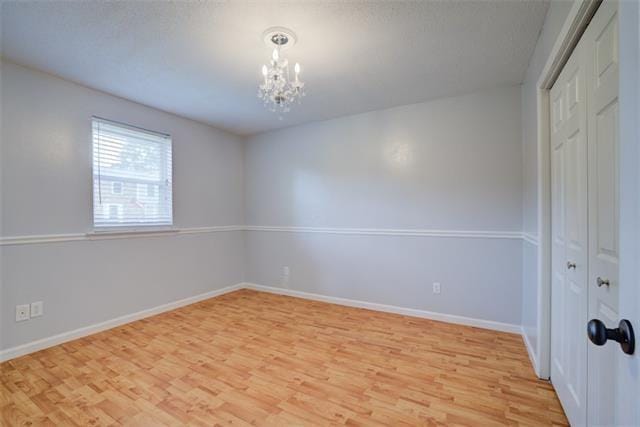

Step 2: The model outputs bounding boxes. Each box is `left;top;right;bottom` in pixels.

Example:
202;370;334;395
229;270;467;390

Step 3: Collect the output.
1;0;639;425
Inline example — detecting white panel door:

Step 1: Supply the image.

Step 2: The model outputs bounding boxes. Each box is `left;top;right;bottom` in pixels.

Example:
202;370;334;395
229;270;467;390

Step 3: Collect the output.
585;2;619;425
550;2;621;425
550;32;589;427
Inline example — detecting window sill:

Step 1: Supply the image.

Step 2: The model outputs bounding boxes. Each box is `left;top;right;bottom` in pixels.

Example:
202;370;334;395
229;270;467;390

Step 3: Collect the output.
86;227;179;239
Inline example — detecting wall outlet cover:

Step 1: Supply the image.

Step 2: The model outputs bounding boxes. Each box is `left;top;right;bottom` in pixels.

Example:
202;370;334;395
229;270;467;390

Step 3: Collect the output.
282;266;290;287
31;301;44;318
16;304;30;322
433;282;441;294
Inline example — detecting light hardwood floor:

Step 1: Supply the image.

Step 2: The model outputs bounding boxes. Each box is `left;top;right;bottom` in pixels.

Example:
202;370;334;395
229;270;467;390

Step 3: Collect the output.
1;289;567;426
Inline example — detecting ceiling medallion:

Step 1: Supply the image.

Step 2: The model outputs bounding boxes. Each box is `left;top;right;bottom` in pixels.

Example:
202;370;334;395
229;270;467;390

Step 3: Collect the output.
258;27;305;116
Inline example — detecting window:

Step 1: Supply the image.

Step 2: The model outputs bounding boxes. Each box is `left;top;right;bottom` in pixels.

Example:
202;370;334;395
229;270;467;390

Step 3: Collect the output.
106;204;123;220
92;118;172;228
112;182;122;195
136;183;145;200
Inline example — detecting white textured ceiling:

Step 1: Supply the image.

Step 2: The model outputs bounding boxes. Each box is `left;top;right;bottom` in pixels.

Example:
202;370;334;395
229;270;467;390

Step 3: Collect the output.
1;1;548;136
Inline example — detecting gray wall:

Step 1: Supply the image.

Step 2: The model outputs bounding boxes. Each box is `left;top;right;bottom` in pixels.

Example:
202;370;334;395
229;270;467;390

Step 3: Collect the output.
0;61;245;350
245;87;524;325
2;62;530;352
520;1;573;357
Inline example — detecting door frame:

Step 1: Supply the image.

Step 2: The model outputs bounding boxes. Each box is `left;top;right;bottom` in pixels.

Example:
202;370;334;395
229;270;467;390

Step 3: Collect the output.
535;0;601;379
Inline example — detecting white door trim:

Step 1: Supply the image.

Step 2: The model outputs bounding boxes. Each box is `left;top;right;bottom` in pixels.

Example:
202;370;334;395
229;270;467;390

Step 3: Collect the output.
535;0;601;379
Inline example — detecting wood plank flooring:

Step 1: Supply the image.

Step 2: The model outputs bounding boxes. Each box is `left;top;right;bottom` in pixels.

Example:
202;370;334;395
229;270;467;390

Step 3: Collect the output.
1;289;567;426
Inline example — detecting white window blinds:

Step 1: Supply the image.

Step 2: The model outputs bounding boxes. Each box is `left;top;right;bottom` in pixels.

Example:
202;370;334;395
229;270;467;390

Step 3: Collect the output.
92;118;173;228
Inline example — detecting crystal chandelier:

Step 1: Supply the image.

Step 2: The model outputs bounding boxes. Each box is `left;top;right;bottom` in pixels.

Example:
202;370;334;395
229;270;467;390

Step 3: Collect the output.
258;27;305;115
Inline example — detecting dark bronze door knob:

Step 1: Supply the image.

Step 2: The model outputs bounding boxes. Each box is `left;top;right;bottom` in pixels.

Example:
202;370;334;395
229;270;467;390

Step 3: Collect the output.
587;319;635;355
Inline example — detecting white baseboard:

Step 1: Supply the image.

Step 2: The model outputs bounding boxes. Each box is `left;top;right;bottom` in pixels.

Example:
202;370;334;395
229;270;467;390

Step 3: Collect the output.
244;283;521;334
0;283;244;363
521;326;541;378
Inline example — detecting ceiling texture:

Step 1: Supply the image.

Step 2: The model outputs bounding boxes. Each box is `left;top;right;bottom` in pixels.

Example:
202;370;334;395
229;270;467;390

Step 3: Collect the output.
1;1;549;136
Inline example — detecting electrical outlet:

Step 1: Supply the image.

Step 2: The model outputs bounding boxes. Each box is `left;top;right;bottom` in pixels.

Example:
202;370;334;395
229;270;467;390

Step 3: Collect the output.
433;282;441;294
16;304;30;322
31;301;44;318
282;266;290;287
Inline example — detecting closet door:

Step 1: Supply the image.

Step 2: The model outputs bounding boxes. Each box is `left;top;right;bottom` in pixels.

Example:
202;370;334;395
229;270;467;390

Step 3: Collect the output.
550;33;589;427
585;1;619;424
